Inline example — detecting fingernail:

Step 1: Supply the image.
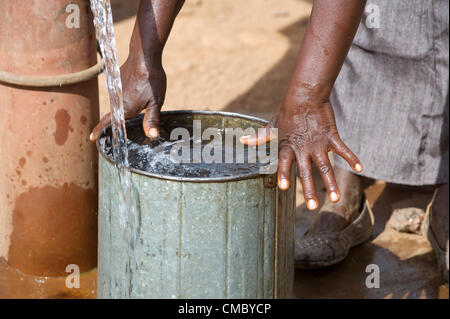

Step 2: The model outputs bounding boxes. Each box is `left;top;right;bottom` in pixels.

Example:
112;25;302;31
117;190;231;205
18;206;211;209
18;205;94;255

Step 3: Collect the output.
240;135;251;142
330;192;338;202
239;135;252;144
89;133;94;142
149;128;159;138
279;179;289;190
355;163;362;172
307;199;318;210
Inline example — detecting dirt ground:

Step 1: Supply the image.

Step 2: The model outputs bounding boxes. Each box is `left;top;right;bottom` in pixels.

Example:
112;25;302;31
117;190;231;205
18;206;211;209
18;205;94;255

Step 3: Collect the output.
96;0;448;299
1;0;446;299
99;0;312;119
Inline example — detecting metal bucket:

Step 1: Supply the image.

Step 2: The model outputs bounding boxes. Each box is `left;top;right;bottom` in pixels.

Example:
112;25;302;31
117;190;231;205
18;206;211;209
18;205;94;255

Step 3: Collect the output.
96;111;295;299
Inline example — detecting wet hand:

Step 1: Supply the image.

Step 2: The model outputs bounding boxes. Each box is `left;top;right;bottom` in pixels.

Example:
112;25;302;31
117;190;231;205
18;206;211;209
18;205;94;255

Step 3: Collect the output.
241;98;362;210
90;57;166;142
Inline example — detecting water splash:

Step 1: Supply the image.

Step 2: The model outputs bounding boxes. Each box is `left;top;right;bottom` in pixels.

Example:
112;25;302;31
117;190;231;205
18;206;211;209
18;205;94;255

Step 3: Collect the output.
90;0;128;174
99;134;265;178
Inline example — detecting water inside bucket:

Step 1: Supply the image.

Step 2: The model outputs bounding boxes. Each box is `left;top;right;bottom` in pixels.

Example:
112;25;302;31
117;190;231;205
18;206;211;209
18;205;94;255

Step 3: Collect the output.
99;114;275;178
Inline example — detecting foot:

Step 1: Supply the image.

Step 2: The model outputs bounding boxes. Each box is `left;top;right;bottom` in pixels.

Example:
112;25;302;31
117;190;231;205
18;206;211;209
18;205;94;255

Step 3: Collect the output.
295;167;374;268
307;167;364;235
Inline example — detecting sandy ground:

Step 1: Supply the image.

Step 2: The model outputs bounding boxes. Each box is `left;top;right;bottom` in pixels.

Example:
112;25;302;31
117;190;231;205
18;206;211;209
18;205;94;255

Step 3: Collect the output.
99;0;312;119
1;0;446;299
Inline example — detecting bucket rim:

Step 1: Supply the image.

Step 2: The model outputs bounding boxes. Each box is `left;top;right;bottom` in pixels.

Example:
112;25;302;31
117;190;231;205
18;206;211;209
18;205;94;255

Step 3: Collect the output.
96;110;275;183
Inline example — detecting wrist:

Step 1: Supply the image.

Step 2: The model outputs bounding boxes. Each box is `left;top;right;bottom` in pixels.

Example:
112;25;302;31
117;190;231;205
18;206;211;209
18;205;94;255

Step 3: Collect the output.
128;43;163;65
126;49;163;79
282;82;331;112
291;80;331;102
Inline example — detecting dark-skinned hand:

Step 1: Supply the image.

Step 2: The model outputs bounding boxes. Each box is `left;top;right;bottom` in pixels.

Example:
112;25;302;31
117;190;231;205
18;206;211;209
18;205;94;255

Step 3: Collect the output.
241;95;362;211
90;57;166;142
90;0;185;142
242;0;366;210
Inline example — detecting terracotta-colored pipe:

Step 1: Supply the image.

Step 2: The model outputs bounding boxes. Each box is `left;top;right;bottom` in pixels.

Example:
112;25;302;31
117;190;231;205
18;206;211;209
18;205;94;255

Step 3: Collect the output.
0;0;99;276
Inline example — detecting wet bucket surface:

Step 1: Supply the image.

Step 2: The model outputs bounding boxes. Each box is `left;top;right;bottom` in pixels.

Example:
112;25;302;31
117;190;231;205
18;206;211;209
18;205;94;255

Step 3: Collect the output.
96;111;295;299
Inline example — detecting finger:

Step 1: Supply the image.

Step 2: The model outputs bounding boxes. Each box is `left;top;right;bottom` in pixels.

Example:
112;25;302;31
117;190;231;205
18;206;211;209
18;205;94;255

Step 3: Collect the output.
90;112;112;142
277;146;295;190
331;137;363;173
296;154;319;210
143;104;161;139
312;151;340;203
240;117;277;146
240;126;277;146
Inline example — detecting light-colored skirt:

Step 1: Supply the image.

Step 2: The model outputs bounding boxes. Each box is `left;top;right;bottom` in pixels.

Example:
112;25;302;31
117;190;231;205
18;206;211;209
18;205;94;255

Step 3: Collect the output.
331;0;449;185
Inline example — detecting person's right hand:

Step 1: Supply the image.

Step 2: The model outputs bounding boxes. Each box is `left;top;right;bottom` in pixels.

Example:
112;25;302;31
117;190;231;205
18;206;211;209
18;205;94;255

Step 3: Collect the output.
90;56;166;142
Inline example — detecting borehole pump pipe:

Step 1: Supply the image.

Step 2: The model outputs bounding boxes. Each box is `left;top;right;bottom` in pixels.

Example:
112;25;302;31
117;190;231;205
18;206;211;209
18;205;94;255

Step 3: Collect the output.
0;0;99;276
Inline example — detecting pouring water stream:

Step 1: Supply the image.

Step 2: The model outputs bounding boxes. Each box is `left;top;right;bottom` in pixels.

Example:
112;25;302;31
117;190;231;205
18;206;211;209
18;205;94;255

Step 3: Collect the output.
90;0;140;297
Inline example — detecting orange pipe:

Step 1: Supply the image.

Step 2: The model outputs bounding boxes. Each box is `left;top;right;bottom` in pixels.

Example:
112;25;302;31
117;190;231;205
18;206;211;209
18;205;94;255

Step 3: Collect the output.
0;0;99;276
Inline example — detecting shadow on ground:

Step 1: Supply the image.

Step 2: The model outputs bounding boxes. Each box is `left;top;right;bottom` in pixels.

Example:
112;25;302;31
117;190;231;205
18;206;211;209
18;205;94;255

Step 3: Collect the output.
295;182;448;299
223;17;309;119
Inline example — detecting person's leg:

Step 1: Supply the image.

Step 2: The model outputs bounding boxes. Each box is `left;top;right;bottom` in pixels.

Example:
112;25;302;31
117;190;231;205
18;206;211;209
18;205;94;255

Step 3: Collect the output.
430;183;449;249
429;183;449;284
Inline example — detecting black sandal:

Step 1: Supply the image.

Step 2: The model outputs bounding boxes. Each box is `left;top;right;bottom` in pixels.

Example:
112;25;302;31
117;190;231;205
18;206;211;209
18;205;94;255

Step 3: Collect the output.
295;196;374;269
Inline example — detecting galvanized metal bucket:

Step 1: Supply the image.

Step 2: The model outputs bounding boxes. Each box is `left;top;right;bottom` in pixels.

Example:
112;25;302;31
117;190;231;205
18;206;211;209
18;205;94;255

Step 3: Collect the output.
96;111;295;299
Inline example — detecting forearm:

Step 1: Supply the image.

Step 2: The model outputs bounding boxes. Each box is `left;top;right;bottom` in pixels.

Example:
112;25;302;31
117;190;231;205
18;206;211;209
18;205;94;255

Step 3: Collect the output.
285;0;366;104
128;0;185;66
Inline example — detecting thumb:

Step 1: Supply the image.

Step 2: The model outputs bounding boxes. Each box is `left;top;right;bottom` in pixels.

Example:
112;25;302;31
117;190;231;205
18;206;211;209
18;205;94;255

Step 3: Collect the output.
143;103;161;139
239;125;277;146
90;112;112;142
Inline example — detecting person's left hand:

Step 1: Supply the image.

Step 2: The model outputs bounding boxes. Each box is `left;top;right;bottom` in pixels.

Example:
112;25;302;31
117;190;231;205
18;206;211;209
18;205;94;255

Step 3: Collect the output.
240;94;362;210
